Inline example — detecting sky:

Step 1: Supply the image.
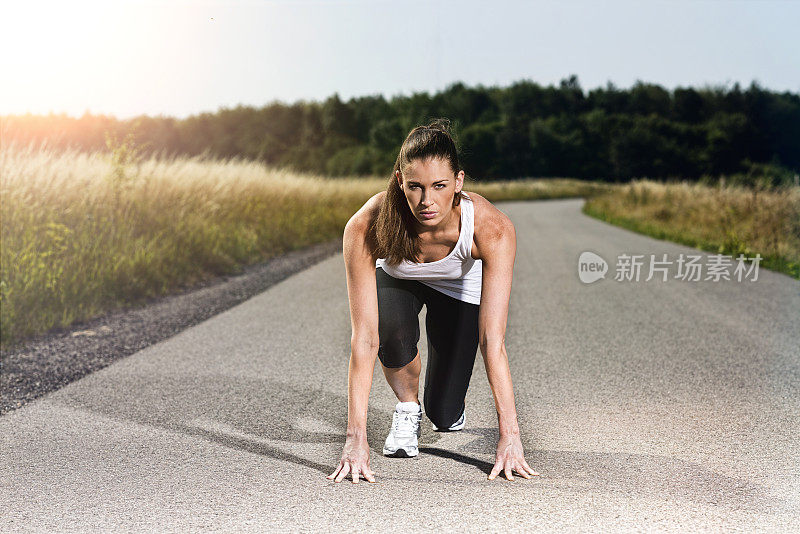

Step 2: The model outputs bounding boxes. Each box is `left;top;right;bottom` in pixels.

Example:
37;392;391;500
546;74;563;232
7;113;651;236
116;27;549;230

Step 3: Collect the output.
1;0;798;120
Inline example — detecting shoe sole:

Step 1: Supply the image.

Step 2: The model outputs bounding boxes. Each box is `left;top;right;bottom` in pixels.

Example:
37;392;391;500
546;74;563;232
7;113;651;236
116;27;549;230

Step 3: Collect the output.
383;447;418;457
432;424;464;432
432;415;465;432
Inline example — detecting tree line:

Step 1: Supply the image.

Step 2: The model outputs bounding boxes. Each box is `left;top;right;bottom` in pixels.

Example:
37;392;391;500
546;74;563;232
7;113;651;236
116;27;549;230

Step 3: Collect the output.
3;75;799;184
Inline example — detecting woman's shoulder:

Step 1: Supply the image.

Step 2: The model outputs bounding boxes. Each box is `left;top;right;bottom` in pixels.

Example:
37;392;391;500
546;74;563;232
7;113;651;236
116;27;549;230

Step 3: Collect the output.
463;191;515;258
464;191;511;228
350;191;385;223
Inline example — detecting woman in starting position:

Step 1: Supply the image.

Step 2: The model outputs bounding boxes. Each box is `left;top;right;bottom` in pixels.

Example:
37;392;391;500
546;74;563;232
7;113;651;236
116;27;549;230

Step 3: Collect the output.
328;119;539;483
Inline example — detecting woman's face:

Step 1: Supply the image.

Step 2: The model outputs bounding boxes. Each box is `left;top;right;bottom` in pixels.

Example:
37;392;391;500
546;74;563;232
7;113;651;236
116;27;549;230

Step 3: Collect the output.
396;157;465;229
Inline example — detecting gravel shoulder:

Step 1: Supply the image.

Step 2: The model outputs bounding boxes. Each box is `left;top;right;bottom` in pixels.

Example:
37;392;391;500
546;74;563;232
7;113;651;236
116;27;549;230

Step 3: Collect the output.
0;238;342;415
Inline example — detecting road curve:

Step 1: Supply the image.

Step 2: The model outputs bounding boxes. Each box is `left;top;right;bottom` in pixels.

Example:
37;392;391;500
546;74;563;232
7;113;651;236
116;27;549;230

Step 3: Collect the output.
2;198;798;532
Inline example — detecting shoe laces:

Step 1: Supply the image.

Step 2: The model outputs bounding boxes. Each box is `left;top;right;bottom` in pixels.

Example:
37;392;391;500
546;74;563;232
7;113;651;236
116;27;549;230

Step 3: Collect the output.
392;410;421;437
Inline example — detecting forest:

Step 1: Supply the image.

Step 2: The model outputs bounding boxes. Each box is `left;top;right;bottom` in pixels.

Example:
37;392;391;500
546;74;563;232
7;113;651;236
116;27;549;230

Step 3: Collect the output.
3;75;799;184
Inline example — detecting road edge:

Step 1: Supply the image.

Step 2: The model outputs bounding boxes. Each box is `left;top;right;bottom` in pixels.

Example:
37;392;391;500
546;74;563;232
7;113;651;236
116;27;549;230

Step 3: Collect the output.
0;238;343;415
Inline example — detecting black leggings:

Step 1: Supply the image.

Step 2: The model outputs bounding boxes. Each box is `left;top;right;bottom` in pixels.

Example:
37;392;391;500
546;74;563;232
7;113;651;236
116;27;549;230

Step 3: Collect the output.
376;266;480;430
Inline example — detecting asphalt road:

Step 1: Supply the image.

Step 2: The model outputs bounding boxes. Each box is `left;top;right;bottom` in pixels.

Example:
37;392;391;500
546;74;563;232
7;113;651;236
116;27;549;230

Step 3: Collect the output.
2;198;799;532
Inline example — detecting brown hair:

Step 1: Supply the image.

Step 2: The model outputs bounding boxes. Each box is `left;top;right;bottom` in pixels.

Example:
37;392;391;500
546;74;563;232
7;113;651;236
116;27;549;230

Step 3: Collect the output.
370;118;466;265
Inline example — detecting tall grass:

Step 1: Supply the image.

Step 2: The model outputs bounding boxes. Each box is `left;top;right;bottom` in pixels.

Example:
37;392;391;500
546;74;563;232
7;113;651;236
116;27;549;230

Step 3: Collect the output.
471;177;615;200
0;145;602;350
4;142;795;351
0;144;379;349
582;179;800;280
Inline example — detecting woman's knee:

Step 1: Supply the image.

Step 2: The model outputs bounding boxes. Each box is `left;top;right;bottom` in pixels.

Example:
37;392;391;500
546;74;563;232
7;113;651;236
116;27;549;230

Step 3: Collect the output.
423;396;463;429
378;342;418;369
377;310;419;369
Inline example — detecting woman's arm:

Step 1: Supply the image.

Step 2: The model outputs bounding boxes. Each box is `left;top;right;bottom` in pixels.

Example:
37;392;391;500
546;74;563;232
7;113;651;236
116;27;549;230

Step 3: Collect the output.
342;216;379;438
477;212;520;435
474;201;539;481
328;194;383;484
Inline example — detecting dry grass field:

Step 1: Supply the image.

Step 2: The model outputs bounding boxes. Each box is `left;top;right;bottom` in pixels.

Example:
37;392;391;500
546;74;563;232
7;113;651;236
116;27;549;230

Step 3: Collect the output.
2;143;796;350
583;179;800;281
0;145;604;350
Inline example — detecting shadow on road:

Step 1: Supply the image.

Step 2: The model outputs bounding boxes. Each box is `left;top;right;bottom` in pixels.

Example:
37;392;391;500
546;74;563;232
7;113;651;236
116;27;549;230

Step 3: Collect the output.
48;373;783;514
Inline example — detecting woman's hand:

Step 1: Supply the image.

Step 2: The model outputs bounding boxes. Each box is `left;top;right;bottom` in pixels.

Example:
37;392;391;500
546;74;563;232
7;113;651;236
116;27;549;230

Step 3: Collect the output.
327;434;376;483
488;432;540;481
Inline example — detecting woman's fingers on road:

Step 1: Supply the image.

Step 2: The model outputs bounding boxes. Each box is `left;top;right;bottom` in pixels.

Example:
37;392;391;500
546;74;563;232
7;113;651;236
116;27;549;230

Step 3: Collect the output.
489;460;537;481
515;462;531;479
327;461;377;483
504;464;514;481
488;462;501;480
363;467;376;483
348;463;376;483
522;460;540;476
333;461;350;482
332;454;532;484
326;461;343;480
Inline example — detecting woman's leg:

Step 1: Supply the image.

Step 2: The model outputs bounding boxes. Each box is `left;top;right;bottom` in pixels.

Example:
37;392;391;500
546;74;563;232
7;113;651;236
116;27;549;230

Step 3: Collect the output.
375;267;425;403
421;288;481;430
381;349;421;403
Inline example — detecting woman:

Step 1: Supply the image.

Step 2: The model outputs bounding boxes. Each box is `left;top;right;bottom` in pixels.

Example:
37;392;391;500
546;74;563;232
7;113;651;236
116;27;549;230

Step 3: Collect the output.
327;119;539;484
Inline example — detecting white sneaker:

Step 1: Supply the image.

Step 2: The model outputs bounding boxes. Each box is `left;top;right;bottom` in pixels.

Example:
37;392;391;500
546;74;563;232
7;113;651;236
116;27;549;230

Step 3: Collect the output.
383;401;423;457
431;408;465;432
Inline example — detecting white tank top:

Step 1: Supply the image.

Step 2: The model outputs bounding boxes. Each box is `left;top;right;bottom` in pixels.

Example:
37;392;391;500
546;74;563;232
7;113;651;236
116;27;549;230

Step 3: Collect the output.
375;192;482;305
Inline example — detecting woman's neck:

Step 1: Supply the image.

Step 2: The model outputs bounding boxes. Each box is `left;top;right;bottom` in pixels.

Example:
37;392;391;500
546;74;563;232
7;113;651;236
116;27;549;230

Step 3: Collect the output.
415;204;460;239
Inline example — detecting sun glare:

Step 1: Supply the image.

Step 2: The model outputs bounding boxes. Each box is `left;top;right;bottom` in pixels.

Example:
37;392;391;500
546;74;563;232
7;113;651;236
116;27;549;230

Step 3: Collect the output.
0;0;197;118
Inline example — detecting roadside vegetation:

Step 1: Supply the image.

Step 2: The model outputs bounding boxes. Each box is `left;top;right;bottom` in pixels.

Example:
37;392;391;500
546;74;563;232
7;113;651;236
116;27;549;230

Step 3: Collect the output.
0;143;601;350
582;179;800;280
5;77;798;184
3;134;796;351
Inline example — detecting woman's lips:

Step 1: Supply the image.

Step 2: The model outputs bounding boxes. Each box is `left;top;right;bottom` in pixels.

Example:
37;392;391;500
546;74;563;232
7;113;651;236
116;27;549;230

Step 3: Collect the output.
419;211;437;219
